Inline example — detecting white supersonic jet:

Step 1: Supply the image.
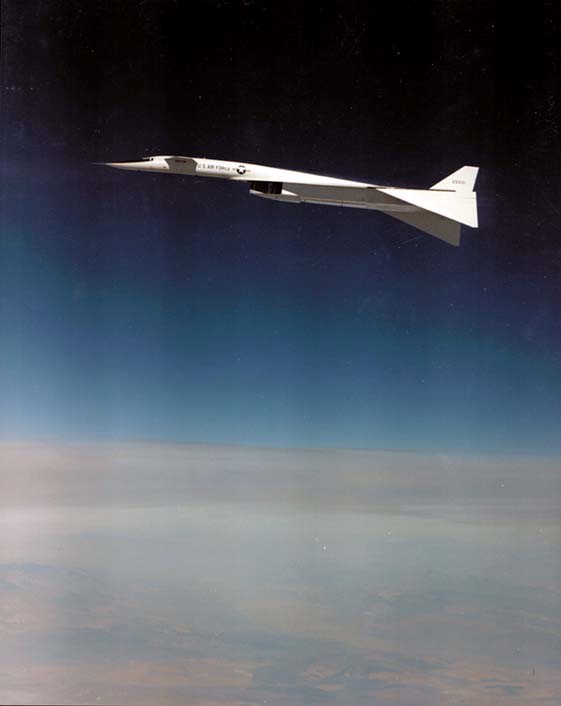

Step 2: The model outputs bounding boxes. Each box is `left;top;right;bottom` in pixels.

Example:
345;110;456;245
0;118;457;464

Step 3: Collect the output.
102;156;479;246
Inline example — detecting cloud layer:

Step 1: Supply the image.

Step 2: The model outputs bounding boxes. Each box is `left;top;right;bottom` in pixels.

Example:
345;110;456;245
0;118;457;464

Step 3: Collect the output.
1;442;560;705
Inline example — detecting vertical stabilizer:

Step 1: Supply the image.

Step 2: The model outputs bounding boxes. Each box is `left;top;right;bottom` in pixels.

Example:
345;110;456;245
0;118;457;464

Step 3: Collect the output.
430;166;479;193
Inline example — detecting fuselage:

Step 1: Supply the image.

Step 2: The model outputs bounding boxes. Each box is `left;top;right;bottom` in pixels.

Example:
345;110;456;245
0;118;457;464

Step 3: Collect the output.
101;156;479;246
103;155;404;211
105;155;376;188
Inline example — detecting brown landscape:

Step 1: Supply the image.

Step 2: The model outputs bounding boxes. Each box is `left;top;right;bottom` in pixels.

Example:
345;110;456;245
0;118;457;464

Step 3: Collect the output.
1;442;560;705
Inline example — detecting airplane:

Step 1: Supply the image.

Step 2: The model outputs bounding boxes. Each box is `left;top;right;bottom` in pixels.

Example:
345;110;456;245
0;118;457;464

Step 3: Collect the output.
101;156;479;246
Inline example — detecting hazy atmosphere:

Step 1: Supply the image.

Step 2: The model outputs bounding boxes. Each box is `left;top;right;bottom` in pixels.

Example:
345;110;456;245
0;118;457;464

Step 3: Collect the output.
2;1;561;704
2;442;561;705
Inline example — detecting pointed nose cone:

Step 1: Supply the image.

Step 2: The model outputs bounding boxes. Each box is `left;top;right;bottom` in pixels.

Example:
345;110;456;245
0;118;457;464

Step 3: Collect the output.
101;161;149;171
97;158;172;173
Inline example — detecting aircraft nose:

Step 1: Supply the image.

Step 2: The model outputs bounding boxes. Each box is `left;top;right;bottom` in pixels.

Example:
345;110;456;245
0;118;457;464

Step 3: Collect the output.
98;158;172;172
100;161;148;171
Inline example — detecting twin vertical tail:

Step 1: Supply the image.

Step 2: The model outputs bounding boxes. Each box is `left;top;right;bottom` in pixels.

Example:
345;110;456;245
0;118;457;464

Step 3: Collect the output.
430;165;479;194
379;166;479;246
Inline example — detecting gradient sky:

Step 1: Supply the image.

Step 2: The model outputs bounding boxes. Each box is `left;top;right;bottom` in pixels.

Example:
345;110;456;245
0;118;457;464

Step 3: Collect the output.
1;1;561;452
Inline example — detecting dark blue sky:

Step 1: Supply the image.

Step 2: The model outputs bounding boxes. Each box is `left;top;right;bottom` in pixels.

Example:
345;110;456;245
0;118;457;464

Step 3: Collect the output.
1;0;561;452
